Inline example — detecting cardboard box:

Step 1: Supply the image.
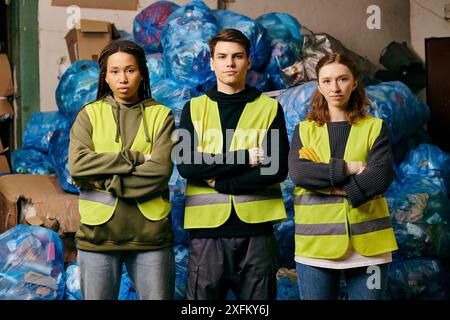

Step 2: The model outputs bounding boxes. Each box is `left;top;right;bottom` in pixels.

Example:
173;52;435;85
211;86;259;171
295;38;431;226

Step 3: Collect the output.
0;137;10;173
52;0;138;11
65;19;120;63
0;174;80;234
0;54;14;97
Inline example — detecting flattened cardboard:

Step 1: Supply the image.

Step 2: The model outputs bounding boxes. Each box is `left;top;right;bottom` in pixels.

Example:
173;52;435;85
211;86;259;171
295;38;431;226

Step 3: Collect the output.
51;0;138;11
0;174;80;234
0;54;14;96
65;19;119;63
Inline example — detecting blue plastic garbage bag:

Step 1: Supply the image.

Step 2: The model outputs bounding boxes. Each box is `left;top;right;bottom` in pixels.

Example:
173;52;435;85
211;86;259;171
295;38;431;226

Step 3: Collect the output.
264;36;303;90
276;268;300;300
151;78;202;126
274;178;295;269
161;0;218;86
256;12;304;89
133;1;180;54
366;81;430;145
11;148;54;175
22;111;71;153
64;262;82;300
276;81;316;141
146;53;166;86
396;144;450;195
256;12;303;41
213;9;271;71
0;225;65;300
118;30;134;41
174;244;189;300
169;167;189;246
49;129;79;194
56;60;99;124
388;257;450;300
119;264;138;300
391;128;432;167
386;178;450;259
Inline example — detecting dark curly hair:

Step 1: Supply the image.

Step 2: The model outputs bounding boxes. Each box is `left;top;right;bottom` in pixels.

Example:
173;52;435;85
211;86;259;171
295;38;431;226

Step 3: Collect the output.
96;40;151;100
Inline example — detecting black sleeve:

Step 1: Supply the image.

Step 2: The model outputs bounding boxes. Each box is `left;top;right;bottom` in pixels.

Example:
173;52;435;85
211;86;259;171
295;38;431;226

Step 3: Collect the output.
175;101;250;180
214;103;289;194
288;123;347;189
343;122;394;207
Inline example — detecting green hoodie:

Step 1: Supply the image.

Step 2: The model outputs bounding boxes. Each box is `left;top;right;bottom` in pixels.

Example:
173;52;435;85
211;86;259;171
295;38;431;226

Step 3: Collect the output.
68;95;175;251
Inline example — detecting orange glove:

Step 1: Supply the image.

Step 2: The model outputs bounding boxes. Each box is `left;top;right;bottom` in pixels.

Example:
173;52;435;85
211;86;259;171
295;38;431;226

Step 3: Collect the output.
299;147;321;162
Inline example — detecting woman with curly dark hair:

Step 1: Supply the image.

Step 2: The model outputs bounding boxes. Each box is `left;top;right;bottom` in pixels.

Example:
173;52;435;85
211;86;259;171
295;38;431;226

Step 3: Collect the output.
69;40;175;300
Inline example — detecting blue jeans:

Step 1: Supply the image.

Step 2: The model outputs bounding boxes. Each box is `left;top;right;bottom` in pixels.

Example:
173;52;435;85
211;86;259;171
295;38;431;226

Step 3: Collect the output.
78;247;174;300
296;262;391;300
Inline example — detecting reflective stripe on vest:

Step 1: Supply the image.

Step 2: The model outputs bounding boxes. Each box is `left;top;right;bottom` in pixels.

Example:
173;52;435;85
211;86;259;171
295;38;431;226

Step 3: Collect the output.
184;94;287;229
78;100;171;226
293;117;398;258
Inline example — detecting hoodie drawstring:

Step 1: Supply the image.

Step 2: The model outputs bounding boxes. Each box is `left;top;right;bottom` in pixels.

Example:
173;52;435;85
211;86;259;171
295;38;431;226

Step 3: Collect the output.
115;102;121;143
140;104;151;143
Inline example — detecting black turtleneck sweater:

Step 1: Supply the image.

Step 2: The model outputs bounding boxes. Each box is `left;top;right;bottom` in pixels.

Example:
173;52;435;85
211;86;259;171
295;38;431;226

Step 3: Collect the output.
176;86;289;238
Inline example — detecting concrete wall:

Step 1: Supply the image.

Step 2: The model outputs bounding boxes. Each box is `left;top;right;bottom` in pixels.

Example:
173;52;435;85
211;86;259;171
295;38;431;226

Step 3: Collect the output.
38;0;217;111
38;0;412;111
410;0;450;62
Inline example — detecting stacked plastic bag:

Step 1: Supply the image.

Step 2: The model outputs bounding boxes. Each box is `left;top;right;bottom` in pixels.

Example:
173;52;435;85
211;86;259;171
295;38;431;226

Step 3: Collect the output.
55;60;99;125
366;81;430;145
161;0;218;87
213;9;271;70
174;244;189;300
133;1;180;54
11;112;71;175
0;225;65;300
48;130;79;194
388;257;450;300
146;53;166;86
151;79;202;126
256;13;304;89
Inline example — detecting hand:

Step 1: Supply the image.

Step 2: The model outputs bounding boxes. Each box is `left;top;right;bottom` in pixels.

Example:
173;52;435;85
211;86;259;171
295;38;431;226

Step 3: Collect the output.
205;178;216;188
144;154;152;162
249;148;264;167
345;161;367;176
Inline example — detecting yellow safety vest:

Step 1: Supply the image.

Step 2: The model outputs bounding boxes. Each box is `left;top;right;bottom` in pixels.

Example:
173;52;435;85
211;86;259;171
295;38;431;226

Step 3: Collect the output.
294;117;398;259
184;94;287;229
78;100;171;225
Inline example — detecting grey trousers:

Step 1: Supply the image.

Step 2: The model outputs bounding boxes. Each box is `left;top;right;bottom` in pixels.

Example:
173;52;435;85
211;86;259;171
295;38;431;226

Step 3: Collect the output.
186;234;277;300
77;247;174;300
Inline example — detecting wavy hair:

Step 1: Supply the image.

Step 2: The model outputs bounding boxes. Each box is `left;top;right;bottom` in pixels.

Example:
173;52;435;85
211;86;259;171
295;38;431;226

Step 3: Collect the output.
306;53;368;126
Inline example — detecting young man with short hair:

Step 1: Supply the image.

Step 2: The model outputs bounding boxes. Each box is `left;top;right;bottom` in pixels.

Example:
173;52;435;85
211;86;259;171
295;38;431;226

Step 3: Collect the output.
176;29;289;300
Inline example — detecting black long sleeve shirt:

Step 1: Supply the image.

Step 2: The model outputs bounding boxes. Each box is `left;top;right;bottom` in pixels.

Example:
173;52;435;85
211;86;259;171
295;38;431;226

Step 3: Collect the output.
176;86;289;238
288;120;394;208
